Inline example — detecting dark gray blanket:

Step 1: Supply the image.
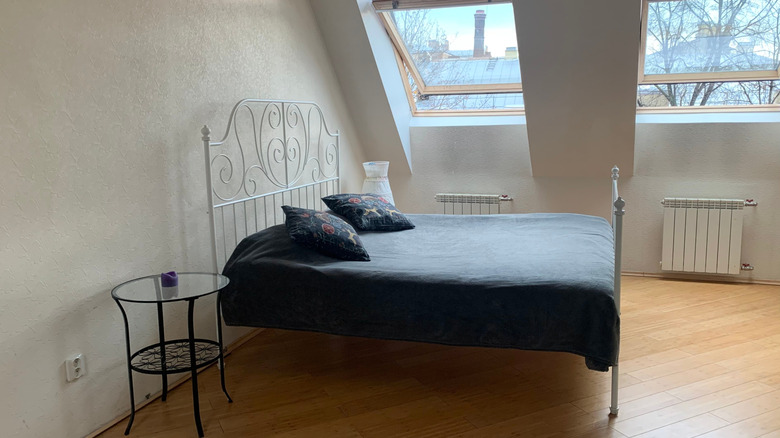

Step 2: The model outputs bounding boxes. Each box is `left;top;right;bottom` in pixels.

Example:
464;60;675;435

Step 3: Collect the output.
221;213;619;371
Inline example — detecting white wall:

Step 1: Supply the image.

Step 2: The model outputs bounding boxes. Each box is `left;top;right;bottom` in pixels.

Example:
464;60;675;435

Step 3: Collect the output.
0;1;364;437
394;120;780;282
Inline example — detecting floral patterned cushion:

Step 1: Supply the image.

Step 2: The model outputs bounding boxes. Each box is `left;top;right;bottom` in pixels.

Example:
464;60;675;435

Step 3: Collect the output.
321;194;415;231
282;206;370;261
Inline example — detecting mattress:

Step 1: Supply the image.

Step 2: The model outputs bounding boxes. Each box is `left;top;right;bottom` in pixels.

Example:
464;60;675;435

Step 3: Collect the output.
221;213;619;371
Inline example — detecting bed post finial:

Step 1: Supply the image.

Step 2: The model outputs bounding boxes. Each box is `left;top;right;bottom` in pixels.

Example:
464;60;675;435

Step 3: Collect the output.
612;165;619;181
614;197;625;216
201;125;211;141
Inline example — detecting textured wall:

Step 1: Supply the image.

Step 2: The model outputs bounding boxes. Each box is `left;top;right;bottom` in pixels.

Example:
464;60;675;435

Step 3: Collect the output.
396;121;780;282
0;1;364;437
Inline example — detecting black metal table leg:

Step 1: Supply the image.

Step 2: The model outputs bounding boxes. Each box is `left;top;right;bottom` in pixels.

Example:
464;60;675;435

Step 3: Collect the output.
216;292;232;403
116;301;136;436
156;302;168;401
113;273;230;437
187;298;205;437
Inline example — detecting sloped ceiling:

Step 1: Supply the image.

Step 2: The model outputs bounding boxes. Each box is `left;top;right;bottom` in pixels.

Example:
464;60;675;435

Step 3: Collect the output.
514;0;640;177
312;0;641;178
310;0;413;176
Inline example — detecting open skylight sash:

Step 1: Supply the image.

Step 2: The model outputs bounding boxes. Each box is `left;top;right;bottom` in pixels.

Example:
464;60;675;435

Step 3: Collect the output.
381;3;521;90
373;0;512;12
376;0;524;112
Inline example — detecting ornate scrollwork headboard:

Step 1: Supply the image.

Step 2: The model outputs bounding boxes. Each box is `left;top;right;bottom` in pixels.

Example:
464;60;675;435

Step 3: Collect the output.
202;99;340;270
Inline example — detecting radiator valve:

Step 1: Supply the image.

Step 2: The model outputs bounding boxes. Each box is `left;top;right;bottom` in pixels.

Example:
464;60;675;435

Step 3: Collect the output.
741;263;754;271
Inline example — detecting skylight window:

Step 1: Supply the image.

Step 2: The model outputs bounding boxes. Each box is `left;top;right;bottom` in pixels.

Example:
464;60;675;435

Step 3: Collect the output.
375;1;522;114
638;0;780;108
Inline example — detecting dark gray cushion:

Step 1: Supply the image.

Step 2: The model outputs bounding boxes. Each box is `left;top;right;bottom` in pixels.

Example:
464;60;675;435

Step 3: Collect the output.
282;206;369;261
322;193;415;231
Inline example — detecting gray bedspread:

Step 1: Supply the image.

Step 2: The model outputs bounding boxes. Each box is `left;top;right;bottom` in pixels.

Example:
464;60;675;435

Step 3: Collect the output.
221;213;619;371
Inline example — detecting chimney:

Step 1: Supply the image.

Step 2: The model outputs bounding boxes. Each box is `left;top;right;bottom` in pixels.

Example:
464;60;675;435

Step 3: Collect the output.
473;9;486;58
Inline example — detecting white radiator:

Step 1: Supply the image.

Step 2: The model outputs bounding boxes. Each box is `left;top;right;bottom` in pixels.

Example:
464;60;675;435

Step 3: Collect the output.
434;193;511;215
661;198;747;275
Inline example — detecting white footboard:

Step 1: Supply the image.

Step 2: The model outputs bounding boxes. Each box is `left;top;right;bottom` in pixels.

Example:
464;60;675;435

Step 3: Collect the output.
611;165;625;416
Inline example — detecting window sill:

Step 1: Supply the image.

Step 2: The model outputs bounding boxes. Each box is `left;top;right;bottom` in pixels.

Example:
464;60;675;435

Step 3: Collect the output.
408;109;780;127
410;115;526;127
636;109;780;124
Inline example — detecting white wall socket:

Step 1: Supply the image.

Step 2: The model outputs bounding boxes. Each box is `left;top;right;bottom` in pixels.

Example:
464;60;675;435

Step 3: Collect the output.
64;354;86;382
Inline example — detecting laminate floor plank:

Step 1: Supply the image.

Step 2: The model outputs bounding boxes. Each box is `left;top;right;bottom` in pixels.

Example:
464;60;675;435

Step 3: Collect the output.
697;407;780;438
612;381;775;437
631;413;729;438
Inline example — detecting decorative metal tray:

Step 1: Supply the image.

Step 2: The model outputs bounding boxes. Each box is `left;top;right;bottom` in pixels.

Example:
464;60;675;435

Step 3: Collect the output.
130;339;221;374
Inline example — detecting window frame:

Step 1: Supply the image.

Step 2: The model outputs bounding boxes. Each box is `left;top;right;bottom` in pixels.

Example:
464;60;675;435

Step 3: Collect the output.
374;0;524;116
637;0;780;111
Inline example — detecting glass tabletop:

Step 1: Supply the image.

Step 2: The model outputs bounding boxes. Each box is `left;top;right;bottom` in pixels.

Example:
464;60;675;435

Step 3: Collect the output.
111;272;229;303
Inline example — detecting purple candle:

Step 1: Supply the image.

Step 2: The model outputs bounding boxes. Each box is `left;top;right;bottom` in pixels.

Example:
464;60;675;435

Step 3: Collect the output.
161;271;178;287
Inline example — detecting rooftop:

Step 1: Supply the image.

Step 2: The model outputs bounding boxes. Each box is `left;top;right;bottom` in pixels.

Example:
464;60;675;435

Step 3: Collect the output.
417;56;521;86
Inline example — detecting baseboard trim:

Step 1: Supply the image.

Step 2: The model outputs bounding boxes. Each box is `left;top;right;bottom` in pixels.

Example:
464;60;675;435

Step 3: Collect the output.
622;271;780;287
85;327;264;438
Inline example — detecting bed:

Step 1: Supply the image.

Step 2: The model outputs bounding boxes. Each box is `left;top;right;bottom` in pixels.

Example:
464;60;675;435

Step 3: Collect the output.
201;99;625;415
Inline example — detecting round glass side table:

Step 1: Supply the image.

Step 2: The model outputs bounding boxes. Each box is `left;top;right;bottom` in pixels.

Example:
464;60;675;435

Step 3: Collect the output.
111;272;232;437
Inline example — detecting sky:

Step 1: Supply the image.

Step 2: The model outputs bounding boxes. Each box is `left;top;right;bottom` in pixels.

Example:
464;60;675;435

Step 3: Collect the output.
643;0;779;64
422;3;518;54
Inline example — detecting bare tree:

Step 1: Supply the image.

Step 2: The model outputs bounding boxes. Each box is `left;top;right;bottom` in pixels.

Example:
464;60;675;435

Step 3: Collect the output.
640;0;780;107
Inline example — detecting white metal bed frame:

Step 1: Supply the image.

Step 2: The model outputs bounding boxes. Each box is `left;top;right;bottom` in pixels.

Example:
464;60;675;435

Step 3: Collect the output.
201;99;341;270
201;98;625;416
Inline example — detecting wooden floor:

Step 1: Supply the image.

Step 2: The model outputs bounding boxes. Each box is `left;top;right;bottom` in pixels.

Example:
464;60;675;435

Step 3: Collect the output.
98;276;780;438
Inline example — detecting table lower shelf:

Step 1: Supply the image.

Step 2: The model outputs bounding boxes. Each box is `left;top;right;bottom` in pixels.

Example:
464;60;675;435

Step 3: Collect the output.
130;338;221;374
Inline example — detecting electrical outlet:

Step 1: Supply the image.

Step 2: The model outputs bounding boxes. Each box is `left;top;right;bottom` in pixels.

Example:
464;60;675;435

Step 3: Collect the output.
64;354;86;382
